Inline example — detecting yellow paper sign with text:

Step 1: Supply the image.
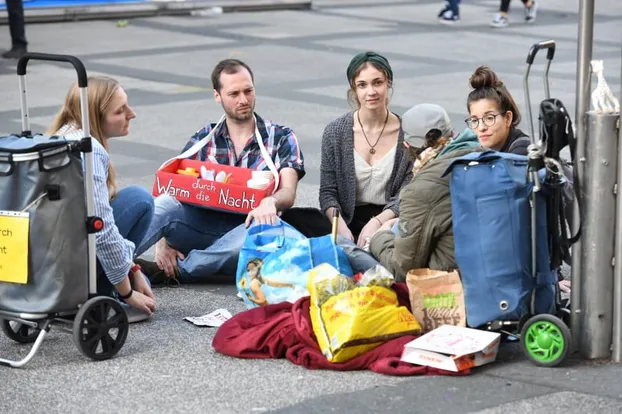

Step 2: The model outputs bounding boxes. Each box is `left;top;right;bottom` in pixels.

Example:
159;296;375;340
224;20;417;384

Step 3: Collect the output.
0;211;29;284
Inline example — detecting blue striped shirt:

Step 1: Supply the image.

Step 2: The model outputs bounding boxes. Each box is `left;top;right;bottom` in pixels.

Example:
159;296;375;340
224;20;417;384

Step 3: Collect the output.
58;125;133;285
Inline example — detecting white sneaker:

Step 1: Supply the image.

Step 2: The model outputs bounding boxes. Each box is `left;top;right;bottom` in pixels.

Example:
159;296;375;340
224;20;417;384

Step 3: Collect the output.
437;1;451;18
525;1;538;23
439;9;460;24
490;13;509;28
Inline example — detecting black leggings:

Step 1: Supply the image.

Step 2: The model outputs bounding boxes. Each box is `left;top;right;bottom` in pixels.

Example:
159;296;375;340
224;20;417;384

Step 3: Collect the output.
279;205;385;240
6;0;28;48
279;207;333;238
500;0;529;13
349;204;385;240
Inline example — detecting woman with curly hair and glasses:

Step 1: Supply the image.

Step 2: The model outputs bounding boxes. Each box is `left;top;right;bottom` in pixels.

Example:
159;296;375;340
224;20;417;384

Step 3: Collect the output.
465;65;572;294
464;65;531;155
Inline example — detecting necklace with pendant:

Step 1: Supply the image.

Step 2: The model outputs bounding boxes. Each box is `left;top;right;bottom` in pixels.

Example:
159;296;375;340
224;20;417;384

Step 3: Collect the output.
357;110;389;155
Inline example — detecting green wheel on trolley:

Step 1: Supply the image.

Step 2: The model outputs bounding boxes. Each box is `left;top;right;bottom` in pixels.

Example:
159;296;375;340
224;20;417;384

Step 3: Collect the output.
520;314;571;367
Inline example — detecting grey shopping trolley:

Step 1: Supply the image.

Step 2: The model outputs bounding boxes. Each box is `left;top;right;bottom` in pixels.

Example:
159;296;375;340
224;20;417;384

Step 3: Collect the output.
0;53;129;368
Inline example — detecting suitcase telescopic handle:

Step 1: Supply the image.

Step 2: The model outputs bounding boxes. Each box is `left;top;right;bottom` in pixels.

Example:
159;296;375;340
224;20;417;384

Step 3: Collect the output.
15;53;90;140
17;53;87;87
526;40;556;65
524;40;556;142
16;53;97;290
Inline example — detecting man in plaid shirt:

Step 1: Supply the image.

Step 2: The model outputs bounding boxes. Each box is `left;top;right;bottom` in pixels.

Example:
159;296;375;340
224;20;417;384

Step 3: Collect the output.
135;59;305;284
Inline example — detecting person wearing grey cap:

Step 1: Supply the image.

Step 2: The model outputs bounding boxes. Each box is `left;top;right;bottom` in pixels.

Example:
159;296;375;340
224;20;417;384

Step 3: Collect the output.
319;51;413;247
369;103;481;282
380;103;465;233
402;103;455;175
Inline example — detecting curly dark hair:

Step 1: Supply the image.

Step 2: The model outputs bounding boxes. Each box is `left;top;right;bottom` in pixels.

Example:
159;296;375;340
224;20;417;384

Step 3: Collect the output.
467;65;521;126
407;128;444;161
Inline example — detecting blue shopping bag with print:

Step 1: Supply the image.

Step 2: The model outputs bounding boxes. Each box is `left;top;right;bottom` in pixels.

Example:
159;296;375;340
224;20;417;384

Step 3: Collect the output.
236;219;353;309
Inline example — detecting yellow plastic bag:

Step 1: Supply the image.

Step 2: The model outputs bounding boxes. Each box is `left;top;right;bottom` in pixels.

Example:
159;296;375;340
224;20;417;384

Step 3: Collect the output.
308;264;422;363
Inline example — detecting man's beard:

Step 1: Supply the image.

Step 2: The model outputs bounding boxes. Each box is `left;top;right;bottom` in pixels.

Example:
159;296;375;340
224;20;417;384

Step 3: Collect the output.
224;103;254;122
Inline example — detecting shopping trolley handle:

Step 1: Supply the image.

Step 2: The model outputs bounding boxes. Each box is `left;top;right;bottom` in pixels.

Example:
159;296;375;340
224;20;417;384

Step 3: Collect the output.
17;53;87;88
526;40;556;65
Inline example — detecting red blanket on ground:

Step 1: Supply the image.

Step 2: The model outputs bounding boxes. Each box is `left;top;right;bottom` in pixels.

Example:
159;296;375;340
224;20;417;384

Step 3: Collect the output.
212;283;469;376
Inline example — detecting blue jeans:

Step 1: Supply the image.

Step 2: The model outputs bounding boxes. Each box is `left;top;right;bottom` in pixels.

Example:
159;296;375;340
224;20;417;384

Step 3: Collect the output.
445;0;460;15
97;186;155;294
337;236;382;274
135;195;246;283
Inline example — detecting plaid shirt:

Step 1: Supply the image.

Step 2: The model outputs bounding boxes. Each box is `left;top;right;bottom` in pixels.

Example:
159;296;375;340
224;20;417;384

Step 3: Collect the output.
182;113;305;178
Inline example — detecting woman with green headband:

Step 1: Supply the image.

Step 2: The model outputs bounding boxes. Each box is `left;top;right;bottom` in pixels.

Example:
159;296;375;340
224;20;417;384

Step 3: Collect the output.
319;51;413;247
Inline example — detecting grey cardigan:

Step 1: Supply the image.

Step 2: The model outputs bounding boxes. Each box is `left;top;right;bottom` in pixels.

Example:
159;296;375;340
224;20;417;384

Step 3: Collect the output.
319;112;413;225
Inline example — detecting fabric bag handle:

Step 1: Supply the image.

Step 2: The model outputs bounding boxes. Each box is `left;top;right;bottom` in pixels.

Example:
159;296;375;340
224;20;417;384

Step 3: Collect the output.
158;114;225;170
246;219;290;251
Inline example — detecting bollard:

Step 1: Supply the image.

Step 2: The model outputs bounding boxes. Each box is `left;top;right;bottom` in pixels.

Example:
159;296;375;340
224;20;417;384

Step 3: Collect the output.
571;0;595;350
614;59;622;362
579;111;619;359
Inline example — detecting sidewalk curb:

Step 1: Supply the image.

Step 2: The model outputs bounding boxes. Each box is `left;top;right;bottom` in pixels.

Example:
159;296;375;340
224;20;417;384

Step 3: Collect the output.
0;0;312;24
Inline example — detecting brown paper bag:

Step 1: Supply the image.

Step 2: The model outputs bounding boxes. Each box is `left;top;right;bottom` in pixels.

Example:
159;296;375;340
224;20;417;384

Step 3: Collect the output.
406;268;466;332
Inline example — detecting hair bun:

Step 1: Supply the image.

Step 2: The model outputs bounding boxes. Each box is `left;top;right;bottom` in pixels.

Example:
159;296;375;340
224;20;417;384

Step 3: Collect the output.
469;66;502;89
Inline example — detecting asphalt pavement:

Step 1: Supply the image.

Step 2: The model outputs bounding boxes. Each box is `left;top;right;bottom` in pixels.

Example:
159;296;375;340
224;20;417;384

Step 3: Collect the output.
0;0;621;413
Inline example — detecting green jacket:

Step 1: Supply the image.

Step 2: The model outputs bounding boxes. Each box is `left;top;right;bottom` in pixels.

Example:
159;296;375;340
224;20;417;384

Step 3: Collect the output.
370;130;480;282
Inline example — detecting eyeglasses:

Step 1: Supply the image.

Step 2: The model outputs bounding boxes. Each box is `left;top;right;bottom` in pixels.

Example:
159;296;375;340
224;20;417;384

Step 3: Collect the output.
465;113;503;129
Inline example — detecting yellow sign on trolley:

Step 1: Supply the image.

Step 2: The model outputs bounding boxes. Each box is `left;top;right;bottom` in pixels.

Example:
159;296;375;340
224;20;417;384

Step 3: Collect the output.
0;210;29;284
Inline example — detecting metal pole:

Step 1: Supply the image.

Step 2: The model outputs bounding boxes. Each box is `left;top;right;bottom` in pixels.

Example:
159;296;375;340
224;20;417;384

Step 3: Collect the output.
579;111;618;359
613;49;622;363
571;0;595;351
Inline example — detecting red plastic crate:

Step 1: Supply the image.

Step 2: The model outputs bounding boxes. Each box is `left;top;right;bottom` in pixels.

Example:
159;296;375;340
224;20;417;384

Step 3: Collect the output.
152;159;276;214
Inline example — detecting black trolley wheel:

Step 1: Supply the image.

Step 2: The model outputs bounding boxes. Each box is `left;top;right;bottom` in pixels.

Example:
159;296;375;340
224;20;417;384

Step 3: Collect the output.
520;313;571;367
1;319;40;344
72;296;129;361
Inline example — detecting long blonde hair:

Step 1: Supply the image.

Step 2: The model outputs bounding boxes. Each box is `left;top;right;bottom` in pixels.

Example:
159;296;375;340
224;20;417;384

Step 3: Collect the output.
47;76;120;199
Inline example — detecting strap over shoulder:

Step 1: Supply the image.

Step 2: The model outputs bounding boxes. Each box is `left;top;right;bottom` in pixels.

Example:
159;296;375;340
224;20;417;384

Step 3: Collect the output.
158;114;280;195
